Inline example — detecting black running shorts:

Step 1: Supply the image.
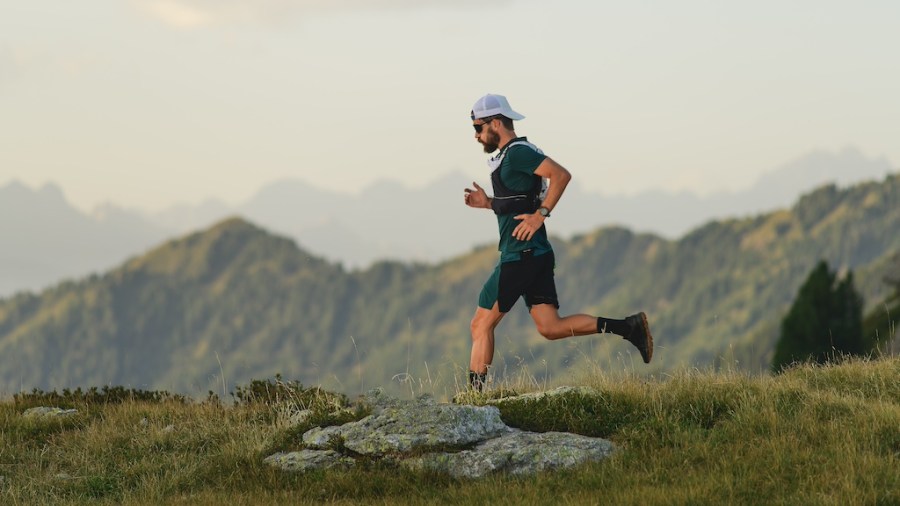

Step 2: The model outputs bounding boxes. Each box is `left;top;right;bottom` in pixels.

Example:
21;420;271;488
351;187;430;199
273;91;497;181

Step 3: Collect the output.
478;250;559;313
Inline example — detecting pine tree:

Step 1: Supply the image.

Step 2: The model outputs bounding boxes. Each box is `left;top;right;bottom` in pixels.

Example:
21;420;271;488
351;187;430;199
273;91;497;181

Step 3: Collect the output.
772;260;864;372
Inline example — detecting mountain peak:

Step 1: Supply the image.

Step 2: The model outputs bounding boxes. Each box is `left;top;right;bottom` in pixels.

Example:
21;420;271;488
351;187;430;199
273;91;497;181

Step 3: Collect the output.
755;146;893;191
37;182;65;200
120;216;326;281
1;179;28;192
0;180;71;212
176;215;284;254
208;216;258;234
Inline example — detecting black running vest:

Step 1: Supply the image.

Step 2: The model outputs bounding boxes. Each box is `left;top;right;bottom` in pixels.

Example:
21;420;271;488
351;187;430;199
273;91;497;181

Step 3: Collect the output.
489;140;543;216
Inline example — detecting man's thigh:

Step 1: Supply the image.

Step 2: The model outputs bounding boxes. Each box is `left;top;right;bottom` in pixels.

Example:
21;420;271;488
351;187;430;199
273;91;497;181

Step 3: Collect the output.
524;252;559;309
479;263;525;313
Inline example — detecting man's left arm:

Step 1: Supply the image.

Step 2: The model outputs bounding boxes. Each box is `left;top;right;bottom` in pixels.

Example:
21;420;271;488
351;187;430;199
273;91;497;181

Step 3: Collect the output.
512;158;572;241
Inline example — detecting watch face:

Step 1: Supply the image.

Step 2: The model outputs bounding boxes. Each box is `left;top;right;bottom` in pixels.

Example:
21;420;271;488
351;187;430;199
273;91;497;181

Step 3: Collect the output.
539;207;549;217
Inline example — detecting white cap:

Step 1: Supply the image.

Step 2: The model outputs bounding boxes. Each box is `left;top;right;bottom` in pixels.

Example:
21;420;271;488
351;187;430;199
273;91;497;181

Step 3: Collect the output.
470;93;525;121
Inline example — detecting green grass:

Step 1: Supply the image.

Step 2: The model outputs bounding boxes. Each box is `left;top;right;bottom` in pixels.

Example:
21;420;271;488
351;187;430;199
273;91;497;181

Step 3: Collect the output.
1;357;898;505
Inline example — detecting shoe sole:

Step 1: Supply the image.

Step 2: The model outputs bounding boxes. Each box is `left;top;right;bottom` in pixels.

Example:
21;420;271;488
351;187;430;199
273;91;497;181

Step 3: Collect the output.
637;311;653;364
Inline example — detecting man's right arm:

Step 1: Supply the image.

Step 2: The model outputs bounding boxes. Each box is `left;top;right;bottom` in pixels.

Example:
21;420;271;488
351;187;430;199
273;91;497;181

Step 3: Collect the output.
464;181;492;210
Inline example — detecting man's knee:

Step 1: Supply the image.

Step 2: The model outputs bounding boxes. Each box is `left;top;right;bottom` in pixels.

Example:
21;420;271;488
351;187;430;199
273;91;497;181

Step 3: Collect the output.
471;308;499;338
531;304;568;340
470;317;485;341
532;313;565;340
472;303;505;331
535;322;560;340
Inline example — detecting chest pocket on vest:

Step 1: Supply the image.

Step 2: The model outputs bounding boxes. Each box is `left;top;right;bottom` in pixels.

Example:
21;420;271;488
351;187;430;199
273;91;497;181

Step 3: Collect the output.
490;168;543;216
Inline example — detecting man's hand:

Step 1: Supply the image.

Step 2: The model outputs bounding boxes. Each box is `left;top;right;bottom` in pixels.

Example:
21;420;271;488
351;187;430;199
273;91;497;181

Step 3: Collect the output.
512;212;545;241
464;182;490;209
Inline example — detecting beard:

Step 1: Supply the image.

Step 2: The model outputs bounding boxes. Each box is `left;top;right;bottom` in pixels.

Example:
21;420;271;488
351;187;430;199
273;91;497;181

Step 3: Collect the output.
480;129;500;153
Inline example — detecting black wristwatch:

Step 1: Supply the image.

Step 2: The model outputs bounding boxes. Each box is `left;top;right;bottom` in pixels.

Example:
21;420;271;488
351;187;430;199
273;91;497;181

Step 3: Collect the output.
537;207;551;218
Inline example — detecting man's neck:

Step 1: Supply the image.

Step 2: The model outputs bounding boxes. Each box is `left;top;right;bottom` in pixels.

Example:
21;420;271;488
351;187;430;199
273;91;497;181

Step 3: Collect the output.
496;130;518;152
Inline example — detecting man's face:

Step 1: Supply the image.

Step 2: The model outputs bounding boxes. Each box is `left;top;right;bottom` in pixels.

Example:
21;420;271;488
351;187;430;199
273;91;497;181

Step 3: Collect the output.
473;118;500;153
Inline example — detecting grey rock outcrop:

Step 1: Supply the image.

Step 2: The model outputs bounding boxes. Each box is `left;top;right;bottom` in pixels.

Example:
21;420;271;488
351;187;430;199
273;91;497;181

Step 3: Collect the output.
266;388;615;479
486;386;599;406
302;391;509;456
405;429;615;478
286;409;313;426
264;450;355;472
22;407;78;418
281;405;357;428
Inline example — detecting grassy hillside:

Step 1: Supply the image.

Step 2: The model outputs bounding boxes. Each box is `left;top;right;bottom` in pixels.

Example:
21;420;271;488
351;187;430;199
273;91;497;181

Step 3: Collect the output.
1;357;897;505
1;176;899;397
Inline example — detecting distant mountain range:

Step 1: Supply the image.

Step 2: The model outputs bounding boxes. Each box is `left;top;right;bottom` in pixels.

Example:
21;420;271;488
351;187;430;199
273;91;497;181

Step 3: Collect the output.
0;181;171;297
2;146;894;297
1;173;899;397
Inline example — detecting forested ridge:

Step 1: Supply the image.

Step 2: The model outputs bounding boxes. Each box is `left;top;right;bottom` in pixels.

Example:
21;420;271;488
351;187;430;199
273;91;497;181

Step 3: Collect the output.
1;175;899;396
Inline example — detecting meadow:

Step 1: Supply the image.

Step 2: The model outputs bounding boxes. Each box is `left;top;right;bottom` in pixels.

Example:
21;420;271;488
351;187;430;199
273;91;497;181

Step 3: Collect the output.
1;357;898;505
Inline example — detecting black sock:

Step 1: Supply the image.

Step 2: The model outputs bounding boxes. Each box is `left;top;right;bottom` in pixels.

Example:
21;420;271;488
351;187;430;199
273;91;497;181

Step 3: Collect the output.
468;371;486;391
597;317;630;337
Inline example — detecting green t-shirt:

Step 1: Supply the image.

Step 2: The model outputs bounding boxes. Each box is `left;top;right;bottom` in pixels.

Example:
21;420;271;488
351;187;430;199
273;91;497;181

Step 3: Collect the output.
494;140;551;262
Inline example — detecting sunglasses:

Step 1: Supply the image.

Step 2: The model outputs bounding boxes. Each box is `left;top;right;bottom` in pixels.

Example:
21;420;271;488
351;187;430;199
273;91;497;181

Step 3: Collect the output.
472;117;496;133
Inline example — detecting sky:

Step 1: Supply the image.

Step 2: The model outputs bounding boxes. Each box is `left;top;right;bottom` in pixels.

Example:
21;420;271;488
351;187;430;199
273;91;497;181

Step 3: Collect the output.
2;0;899;213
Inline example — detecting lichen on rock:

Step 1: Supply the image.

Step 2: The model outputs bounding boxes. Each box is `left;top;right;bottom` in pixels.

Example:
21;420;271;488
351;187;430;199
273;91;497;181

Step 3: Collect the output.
404;429;615;478
264;450;355;472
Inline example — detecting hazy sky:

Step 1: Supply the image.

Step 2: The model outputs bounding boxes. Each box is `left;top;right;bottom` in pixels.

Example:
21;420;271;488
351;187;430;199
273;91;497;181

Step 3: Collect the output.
2;0;898;213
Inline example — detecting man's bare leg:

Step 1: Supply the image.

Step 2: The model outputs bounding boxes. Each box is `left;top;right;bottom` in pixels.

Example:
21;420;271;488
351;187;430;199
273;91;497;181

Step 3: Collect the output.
530;304;654;363
529;304;599;339
469;303;505;389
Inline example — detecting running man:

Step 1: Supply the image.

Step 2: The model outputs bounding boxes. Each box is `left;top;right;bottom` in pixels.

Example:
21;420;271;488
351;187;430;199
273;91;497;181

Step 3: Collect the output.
463;93;654;390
